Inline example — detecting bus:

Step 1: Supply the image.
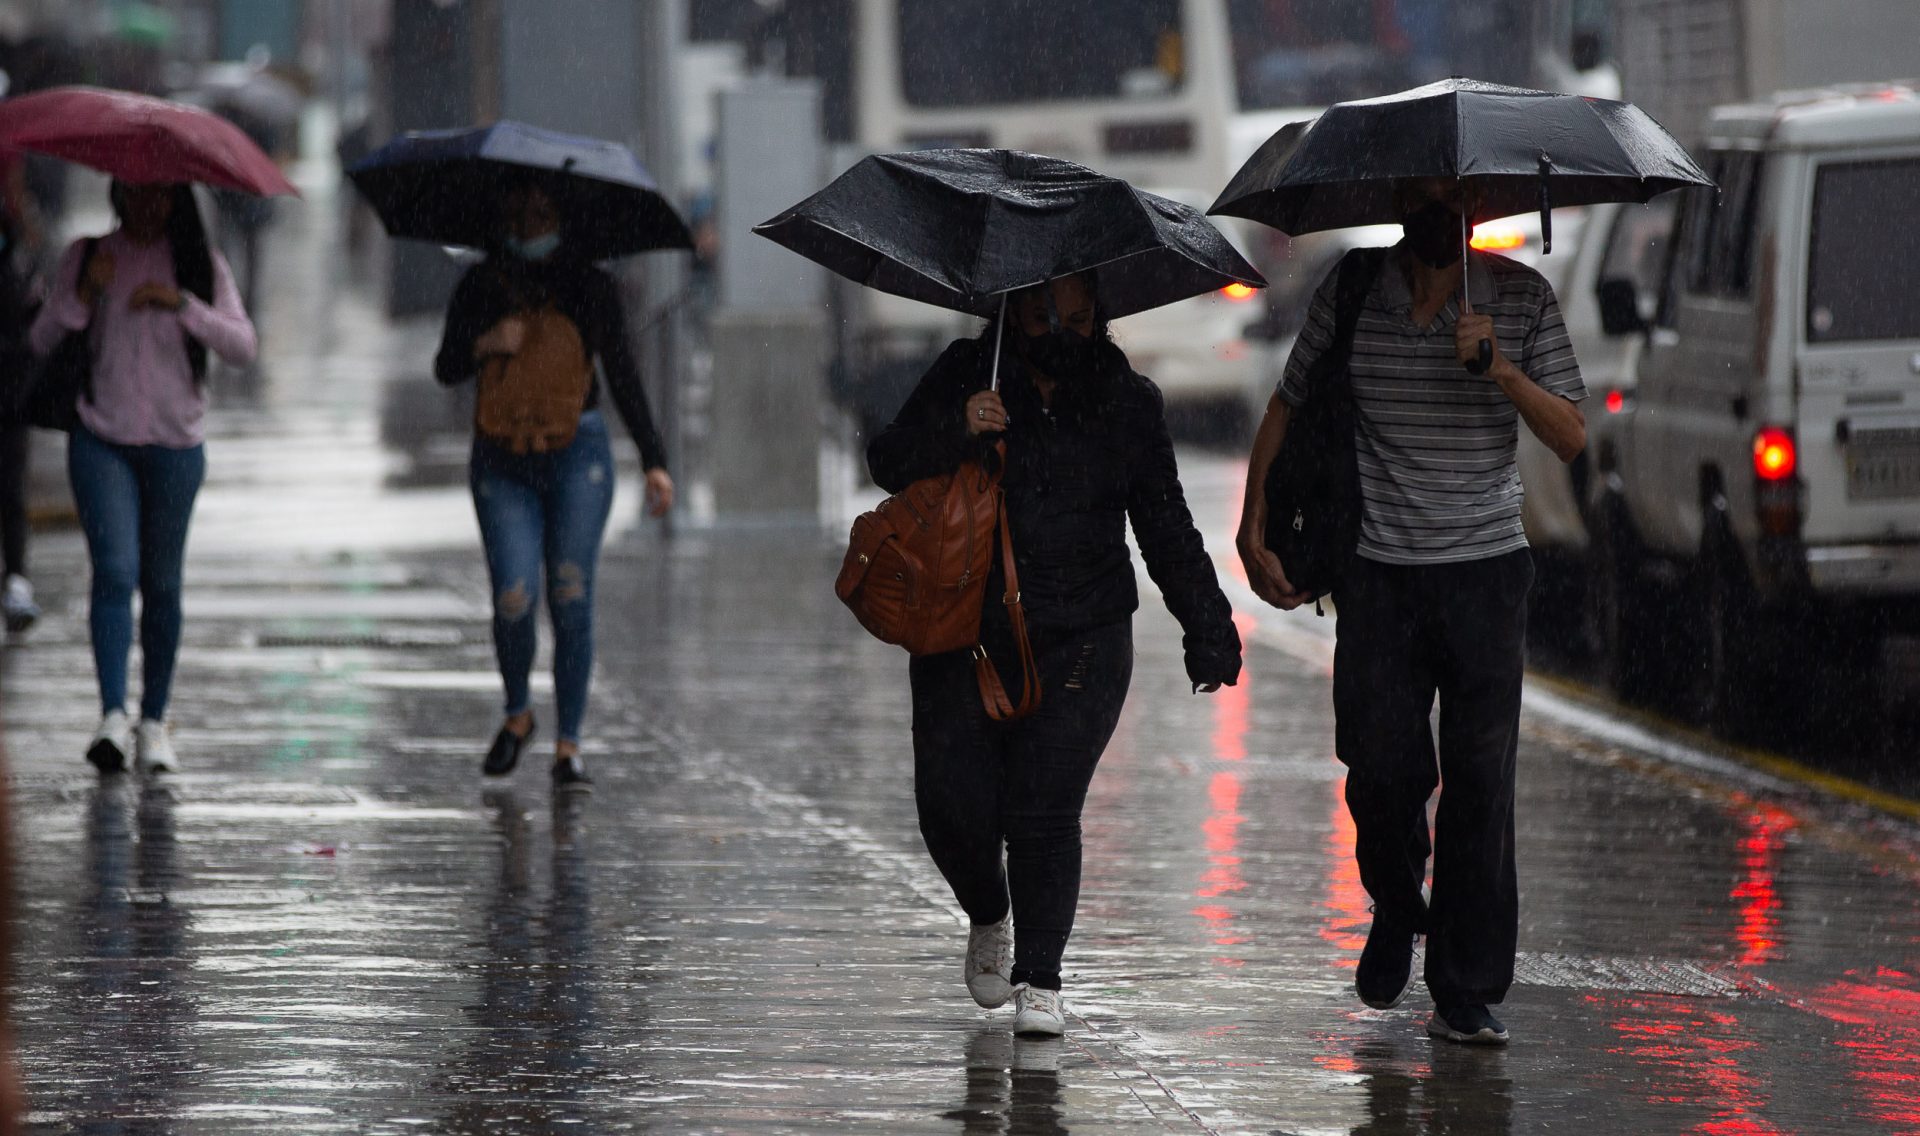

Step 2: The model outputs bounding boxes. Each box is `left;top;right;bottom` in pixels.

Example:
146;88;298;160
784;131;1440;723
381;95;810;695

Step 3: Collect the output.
693;0;1539;436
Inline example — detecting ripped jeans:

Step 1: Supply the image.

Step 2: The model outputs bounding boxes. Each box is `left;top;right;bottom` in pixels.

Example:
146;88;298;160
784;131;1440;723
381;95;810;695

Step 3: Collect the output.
469;411;615;745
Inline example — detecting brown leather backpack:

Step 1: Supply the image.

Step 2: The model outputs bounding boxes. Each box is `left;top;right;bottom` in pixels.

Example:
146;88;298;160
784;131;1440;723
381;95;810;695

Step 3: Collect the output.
835;445;1040;721
476;304;594;454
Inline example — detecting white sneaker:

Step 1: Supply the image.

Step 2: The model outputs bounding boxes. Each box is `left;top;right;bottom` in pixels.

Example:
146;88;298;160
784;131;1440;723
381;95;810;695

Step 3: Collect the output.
3;574;38;633
1012;984;1066;1037
965;916;1014;1008
136;719;179;774
87;710;132;774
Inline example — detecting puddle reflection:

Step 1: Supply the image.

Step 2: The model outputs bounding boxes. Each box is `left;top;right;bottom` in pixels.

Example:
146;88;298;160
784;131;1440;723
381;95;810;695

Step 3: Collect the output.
437;791;598;1134
1348;1040;1513;1136
943;1029;1069;1135
65;782;191;1135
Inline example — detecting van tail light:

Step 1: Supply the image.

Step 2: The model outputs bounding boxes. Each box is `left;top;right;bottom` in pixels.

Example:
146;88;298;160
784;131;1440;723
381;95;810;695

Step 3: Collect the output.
1605;389;1626;414
1220;282;1259;302
1469;222;1527;251
1752;426;1802;536
1752;426;1796;481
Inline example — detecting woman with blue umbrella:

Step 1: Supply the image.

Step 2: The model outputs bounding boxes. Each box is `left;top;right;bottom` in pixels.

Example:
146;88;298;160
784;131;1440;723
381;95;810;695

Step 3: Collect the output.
351;122;691;792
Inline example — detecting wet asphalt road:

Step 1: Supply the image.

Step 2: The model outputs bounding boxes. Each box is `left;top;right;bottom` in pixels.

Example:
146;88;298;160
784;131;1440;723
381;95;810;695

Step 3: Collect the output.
5;177;1920;1134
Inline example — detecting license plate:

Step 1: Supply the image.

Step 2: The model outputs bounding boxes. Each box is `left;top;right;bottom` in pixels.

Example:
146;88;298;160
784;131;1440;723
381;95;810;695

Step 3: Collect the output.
1847;444;1920;500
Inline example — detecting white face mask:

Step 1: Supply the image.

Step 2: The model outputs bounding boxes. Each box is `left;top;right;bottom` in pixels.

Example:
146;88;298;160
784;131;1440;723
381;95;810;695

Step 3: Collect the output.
506;231;561;261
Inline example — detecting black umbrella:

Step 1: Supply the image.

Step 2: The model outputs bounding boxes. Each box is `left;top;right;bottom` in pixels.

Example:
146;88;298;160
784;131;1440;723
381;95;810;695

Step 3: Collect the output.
347;120;691;261
1210;77;1712;370
1212;78;1713;244
754;148;1264;388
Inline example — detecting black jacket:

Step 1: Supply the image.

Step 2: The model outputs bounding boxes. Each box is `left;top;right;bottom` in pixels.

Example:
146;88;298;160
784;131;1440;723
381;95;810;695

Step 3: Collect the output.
434;255;668;471
868;336;1241;687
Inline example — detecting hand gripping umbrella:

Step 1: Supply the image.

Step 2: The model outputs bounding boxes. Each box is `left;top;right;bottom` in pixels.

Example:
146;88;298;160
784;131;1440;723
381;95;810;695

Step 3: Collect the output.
755;148;1265;392
347;120;692;262
0;85;297;196
1210;78;1713;372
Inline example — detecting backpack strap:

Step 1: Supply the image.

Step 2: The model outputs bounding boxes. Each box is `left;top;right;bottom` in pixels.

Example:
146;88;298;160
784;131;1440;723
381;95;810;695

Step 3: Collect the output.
1322;246;1387;382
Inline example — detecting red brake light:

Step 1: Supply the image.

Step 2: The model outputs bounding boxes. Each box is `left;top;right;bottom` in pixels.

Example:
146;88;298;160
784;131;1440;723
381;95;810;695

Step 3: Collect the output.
1220;282;1258;302
1752;427;1796;481
1605;390;1625;414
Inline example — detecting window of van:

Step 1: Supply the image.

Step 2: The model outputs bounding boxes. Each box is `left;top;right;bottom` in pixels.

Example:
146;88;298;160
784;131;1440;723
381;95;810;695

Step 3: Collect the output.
1600;197;1677;304
1807;157;1920;343
898;0;1184;107
1684;150;1763;299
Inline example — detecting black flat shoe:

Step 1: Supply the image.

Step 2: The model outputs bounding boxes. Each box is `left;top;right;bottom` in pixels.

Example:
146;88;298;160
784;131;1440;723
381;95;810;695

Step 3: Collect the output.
483;717;535;776
551;754;593;794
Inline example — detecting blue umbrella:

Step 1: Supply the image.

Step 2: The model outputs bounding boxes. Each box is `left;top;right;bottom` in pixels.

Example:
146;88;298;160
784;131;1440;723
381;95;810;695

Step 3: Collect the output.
347;120;691;261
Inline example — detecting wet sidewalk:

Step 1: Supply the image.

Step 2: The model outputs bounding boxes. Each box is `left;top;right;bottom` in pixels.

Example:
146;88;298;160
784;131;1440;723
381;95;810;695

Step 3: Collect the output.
7;179;1920;1134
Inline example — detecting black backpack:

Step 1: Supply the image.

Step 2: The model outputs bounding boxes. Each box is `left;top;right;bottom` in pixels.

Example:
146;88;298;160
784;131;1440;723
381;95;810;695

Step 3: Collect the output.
9;238;100;433
1261;247;1386;608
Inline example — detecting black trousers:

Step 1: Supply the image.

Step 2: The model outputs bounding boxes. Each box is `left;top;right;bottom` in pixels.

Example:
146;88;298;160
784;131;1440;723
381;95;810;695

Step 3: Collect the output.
0;424;28;578
1332;549;1532;1005
909;620;1132;990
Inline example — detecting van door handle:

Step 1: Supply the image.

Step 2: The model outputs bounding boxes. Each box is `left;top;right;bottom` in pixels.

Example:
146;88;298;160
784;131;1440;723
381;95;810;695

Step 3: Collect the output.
1731;395;1749;420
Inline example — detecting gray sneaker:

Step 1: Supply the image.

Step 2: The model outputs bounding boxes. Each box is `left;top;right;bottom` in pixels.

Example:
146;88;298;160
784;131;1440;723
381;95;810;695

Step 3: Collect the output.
136;719;180;774
3;574;38;633
965;915;1013;1008
1012;984;1065;1037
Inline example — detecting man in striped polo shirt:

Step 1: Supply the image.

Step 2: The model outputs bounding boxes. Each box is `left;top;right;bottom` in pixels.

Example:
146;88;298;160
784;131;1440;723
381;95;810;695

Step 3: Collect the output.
1237;178;1586;1045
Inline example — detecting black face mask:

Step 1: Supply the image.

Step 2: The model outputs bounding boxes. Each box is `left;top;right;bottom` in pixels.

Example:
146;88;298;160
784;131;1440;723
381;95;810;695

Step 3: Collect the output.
1402;200;1464;268
1022;327;1098;378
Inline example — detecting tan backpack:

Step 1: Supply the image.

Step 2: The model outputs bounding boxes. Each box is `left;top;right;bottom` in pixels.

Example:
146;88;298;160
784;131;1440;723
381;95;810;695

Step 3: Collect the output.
475;304;594;454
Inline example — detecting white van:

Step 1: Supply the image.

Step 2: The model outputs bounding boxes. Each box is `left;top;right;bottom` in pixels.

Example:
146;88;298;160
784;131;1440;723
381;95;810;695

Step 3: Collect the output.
1591;83;1920;731
1514;198;1675;648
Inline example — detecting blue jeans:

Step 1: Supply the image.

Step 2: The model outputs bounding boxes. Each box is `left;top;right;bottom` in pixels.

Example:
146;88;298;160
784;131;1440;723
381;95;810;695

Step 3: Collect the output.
470;412;615;745
68;427;206;720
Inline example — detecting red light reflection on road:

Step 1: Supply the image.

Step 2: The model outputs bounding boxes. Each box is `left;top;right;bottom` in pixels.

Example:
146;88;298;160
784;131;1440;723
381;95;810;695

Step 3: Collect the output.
1733;803;1795;968
1806;969;1920;1130
1320;776;1368;963
1193;614;1256;963
1604;995;1782;1134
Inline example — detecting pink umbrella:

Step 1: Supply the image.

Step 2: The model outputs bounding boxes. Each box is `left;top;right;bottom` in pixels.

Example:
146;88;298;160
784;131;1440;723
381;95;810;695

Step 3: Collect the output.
0;85;298;197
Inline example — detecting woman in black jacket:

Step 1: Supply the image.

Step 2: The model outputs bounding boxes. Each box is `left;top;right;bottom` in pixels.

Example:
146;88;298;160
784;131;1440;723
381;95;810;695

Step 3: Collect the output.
868;272;1241;1036
435;178;673;792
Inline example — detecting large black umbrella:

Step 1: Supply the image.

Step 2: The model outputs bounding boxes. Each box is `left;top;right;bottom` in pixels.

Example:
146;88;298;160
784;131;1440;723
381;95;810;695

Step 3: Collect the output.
755;149;1264;363
1211;77;1713;246
1211;77;1712;369
347;120;691;261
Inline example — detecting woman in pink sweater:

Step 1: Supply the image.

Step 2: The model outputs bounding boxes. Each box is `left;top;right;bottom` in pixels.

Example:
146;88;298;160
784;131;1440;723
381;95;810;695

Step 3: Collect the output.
29;181;256;774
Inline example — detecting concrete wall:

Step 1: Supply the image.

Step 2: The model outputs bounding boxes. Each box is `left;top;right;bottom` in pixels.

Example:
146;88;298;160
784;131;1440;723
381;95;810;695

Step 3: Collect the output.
498;0;644;145
1617;0;1920;143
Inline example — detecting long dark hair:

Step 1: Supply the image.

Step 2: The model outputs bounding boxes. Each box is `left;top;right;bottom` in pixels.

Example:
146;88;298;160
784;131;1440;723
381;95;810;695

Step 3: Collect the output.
110;180;215;380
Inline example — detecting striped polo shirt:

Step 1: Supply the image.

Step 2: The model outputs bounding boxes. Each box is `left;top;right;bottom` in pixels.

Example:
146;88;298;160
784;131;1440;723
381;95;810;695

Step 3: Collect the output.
1278;244;1585;566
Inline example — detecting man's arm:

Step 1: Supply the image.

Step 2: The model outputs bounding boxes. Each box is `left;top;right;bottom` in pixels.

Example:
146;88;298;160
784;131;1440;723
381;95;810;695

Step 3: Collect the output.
1456;312;1586;463
1235;394;1313;609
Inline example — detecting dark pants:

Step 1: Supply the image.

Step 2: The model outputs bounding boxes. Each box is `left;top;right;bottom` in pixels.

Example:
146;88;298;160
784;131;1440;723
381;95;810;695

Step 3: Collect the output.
909;620;1133;991
0;424;28;577
1333;550;1532;1005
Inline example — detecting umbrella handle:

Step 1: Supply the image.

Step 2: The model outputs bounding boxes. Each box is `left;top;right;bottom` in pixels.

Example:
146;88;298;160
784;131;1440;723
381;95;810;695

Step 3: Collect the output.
1460;207;1493;375
988;293;1007;394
